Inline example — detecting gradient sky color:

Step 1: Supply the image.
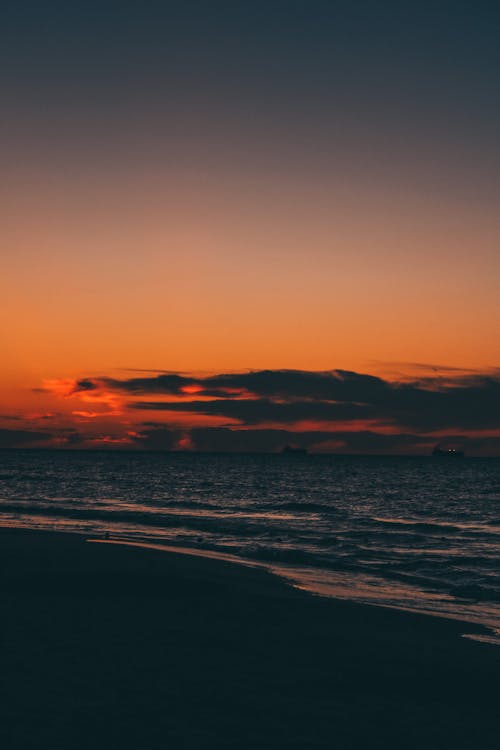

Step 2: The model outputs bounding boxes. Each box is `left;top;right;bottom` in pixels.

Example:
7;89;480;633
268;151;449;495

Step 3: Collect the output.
1;1;499;452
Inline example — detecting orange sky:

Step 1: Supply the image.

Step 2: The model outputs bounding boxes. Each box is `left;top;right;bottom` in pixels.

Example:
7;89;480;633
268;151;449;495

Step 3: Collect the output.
1;4;499;451
1;152;499;455
2;161;499;392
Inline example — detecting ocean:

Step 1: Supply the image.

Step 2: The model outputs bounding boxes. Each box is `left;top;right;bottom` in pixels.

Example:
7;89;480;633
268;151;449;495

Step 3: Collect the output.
1;449;500;642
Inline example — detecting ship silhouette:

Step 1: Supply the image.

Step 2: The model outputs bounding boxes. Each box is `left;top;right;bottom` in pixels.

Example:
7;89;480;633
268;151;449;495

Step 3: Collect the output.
432;445;464;458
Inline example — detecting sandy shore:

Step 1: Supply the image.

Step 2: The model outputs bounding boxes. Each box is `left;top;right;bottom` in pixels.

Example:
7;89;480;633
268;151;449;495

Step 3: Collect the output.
1;527;499;749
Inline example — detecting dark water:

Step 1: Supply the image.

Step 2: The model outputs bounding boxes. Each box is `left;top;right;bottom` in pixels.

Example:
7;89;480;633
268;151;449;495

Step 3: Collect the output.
1;449;500;640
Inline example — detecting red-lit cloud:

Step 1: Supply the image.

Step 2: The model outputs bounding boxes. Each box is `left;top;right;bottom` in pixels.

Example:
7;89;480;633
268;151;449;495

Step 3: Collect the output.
0;366;496;455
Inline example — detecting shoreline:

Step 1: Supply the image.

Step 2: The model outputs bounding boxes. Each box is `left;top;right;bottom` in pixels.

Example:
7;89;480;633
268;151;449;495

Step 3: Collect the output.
87;533;500;644
2;526;500;748
2;522;499;644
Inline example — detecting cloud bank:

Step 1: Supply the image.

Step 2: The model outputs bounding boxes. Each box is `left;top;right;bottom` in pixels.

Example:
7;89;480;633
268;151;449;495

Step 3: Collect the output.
7;367;497;454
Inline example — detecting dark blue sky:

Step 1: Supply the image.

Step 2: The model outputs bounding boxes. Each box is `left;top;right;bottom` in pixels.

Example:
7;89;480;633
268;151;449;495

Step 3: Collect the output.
2;1;498;150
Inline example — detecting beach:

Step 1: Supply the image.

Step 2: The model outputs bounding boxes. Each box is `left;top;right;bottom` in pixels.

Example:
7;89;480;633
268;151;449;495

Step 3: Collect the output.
1;527;499;749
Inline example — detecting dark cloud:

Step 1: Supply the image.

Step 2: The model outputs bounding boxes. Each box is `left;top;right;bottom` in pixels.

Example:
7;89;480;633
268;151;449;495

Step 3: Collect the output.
188;428;434;454
374;361;483;374
127;425;435;455
0;428;51;448
114;369;500;432
190;427;312;453
36;367;500;453
458;435;500;455
202;370;389;402
97;369;390;400
100;374;198;396
129;398;374;424
385;376;500;431
75;379;98;391
61;430;86;446
130;426;184;451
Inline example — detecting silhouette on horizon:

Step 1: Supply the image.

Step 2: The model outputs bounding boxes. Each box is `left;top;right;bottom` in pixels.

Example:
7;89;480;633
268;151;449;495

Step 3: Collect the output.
432;444;465;457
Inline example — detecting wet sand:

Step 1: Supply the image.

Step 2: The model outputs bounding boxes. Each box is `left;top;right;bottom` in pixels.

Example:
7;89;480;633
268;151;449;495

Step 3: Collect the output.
1;527;499;749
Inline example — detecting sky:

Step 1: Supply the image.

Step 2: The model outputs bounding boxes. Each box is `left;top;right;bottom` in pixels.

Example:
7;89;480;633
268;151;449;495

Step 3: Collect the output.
1;1;499;453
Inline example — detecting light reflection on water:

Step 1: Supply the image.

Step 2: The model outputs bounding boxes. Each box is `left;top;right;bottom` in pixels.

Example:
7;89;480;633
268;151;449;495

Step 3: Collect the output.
1;450;500;640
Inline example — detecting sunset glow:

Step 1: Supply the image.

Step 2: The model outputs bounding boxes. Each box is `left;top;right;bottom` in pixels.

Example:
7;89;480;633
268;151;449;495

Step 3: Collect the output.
1;2;499;454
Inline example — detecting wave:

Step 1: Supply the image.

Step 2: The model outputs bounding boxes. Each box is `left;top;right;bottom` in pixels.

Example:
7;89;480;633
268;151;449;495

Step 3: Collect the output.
370;516;464;533
449;583;500;603
276;501;342;513
0;474;47;481
0;501;303;538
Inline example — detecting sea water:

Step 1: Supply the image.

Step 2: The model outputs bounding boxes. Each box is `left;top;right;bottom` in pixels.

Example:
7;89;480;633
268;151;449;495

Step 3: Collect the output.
1;449;499;641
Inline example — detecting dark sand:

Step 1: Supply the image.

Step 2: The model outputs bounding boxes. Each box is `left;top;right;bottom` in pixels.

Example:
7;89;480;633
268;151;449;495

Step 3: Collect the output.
1;528;499;749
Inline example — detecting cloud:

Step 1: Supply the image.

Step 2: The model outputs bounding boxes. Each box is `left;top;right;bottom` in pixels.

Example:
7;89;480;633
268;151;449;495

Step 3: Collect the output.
128;423;435;455
130;426;186;451
116;370;500;432
186;427;434;454
41;377;123;415
0;428;51;448
382;375;500;431
75;379;99;391
100;373;199;396
36;367;500;453
99;369;389;401
128;398;374;424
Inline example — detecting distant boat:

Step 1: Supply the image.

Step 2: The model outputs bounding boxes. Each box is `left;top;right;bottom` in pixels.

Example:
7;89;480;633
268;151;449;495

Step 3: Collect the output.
281;445;308;455
432;446;465;457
